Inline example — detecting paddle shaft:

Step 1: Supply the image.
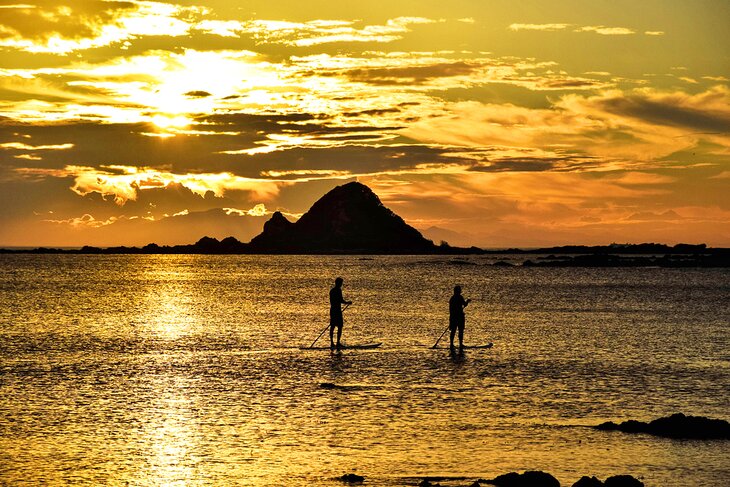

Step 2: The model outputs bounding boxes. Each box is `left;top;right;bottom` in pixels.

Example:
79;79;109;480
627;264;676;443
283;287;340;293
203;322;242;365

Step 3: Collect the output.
431;325;450;349
309;303;350;349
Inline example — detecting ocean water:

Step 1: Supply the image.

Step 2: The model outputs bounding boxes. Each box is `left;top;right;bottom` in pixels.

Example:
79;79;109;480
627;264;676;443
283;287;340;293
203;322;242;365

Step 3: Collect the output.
0;255;728;486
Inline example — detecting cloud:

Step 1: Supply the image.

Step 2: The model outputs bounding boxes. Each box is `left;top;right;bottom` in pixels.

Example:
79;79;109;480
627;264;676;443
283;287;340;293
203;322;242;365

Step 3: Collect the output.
575;26;635;36
562;85;730;134
645;31;665;36
509;23;572;32
290;52;613;92
626;210;682;221
43;213;118;228
0;141;74;150
510;23;638;36
236;17;438;47
0;3;445;54
18;165;281;205
0;1;199;54
403;86;730;162
184;90;212;98
223;203;268;217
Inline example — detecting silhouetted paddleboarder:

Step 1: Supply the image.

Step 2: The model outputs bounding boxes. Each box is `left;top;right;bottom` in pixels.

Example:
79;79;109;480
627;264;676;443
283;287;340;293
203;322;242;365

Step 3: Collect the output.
330;277;352;349
449;285;471;351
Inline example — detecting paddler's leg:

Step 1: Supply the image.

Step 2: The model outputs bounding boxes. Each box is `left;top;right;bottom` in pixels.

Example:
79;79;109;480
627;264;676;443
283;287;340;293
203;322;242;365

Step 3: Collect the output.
458;320;464;350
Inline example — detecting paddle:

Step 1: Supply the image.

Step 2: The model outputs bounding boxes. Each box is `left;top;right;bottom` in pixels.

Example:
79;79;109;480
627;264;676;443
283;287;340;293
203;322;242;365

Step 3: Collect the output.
431;325;450;349
308;303;350;349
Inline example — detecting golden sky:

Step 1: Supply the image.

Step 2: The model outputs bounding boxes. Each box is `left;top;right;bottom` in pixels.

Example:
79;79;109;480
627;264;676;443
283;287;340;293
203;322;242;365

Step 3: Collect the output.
1;0;729;247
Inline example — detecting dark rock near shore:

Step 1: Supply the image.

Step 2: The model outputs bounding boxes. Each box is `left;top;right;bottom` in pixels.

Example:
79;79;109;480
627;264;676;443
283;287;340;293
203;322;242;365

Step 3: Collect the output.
596;413;730;439
418;479;441;487
571;475;643;487
572;476;603;487
339;473;364;483
483;470;560;487
604;475;643;487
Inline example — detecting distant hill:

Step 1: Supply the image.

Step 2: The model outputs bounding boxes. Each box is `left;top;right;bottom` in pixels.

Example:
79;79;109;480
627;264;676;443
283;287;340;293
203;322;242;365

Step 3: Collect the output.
249;182;436;253
421;225;474;248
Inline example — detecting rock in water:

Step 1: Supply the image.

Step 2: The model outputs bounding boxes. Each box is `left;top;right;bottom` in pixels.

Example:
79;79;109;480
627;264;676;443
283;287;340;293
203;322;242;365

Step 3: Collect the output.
484;470;560;487
249;182;436;253
596;413;730;439
339;473;364;483
572;477;604;487
604;475;643;487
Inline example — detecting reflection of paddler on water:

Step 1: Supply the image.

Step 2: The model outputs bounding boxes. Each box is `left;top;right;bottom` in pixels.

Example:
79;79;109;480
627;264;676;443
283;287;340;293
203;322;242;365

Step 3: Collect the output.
449;285;471;351
329;277;352;350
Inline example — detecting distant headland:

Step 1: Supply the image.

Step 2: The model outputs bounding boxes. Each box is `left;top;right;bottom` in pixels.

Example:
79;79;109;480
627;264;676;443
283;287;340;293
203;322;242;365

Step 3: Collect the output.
1;182;728;266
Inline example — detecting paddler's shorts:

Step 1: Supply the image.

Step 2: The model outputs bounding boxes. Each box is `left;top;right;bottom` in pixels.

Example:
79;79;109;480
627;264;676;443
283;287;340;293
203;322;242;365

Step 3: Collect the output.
330;313;343;328
449;315;465;331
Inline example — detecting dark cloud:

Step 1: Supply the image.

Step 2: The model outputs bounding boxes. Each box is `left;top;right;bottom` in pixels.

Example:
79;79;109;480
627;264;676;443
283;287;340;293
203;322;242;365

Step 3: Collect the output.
470;159;555;172
468;154;601;172
337;61;482;85
626;210;682;221
184;90;213;98
342;107;402;117
597;94;730;132
231;144;475;177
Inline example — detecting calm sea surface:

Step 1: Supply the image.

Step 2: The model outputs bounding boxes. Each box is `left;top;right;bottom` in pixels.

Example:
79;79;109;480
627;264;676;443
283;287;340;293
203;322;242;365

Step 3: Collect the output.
0;255;728;486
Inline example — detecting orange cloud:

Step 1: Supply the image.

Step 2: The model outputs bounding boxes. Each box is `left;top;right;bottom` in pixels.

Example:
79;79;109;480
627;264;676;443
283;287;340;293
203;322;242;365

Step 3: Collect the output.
404;86;730;162
0;1;199;54
18;165;282;205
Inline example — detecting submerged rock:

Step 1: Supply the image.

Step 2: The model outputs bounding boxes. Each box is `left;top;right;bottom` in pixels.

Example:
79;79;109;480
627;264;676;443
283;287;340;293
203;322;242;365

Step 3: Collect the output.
483;470;560;487
339;473;364;483
596;413;730;439
604;475;643;487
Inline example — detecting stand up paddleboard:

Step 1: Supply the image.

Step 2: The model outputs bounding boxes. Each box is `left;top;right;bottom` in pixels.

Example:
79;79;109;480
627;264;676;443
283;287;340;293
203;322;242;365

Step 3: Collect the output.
300;342;382;350
433;342;493;349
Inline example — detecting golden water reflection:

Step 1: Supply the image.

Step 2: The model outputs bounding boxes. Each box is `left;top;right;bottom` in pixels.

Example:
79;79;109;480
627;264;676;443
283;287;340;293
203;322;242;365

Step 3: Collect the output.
0;255;728;486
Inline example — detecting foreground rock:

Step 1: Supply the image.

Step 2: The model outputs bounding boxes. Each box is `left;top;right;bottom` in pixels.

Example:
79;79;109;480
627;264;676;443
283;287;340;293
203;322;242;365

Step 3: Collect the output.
573;477;603;487
604;475;644;486
339;473;364;483
596;413;730;439
482;470;560;487
573;475;644;486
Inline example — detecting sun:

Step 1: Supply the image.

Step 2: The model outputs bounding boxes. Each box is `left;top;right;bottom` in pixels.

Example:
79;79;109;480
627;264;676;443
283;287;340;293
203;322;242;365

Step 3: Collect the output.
150;114;191;129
